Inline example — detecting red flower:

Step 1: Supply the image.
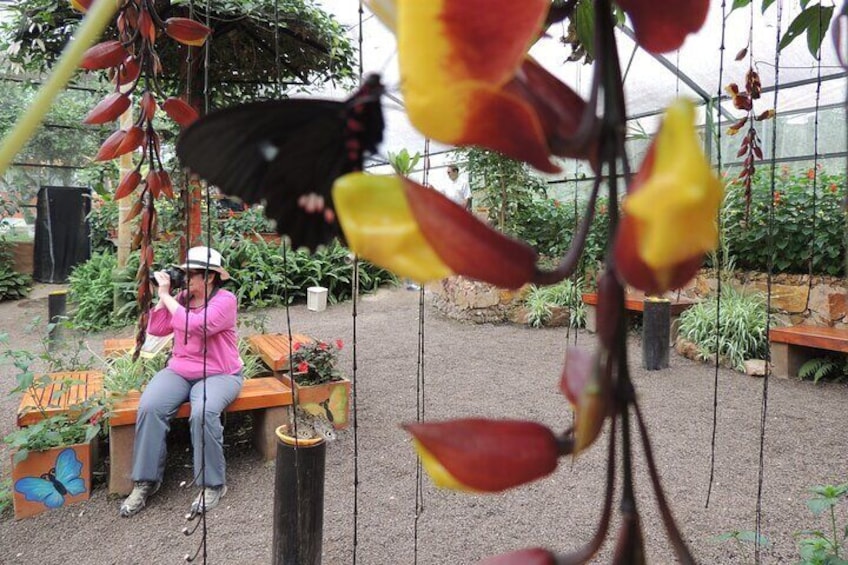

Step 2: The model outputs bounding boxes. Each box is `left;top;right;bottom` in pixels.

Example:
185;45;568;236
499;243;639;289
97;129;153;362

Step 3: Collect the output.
616;0;709;54
552;199;560;208
335;339;344;350
297;361;309;373
830;183;839;193
807;168;816;180
293;342;301;351
318;341;328;350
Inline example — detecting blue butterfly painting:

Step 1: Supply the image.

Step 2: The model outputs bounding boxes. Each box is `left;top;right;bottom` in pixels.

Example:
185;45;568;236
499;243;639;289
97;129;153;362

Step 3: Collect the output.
14;448;87;508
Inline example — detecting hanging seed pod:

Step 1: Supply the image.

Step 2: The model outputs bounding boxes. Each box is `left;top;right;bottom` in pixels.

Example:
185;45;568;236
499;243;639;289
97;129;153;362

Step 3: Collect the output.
80;40;128;70
94;129;128;161
84;93;131;125
115;170;142;200
162;97;199;127
164;17;212;46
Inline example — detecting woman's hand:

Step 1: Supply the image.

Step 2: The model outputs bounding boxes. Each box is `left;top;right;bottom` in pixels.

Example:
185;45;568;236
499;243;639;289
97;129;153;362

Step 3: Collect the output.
153;271;172;300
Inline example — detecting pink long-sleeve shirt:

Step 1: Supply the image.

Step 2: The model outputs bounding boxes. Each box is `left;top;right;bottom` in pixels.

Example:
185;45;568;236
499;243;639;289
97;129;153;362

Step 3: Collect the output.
148;289;243;380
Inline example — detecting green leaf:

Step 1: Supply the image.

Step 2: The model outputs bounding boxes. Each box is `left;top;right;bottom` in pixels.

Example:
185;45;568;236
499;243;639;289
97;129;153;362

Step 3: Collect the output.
806;5;834;58
574;0;595;59
731;0;752;12
762;0;777;13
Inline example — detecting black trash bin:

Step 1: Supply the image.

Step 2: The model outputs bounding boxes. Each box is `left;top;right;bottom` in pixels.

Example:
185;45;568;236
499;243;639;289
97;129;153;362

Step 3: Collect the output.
34;186;92;283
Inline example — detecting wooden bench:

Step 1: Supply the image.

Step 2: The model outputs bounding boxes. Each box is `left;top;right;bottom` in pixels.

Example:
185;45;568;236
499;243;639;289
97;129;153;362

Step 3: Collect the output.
247;333;314;375
769;325;848;378
108;377;293;495
582;293;698;335
104;334;173;359
17;371;104;426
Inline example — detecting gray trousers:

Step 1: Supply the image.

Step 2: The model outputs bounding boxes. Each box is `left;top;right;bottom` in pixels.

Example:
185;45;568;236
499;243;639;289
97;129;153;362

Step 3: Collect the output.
131;367;243;487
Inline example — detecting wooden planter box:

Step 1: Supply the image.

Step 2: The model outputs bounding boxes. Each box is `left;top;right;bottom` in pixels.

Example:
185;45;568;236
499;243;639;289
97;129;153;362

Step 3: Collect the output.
247;232;282;245
281;374;351;430
11;439;95;519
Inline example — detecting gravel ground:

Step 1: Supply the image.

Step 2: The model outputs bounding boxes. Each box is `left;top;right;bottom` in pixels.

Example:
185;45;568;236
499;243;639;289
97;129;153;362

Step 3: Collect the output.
0;283;846;565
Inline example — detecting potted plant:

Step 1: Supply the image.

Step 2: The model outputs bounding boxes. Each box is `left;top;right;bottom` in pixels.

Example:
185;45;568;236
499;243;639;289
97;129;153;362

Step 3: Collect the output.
284;339;351;429
2;340;105;519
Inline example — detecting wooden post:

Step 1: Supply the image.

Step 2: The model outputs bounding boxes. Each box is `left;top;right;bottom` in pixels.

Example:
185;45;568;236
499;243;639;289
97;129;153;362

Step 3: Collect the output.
272;426;326;565
47;290;67;351
642;298;670;370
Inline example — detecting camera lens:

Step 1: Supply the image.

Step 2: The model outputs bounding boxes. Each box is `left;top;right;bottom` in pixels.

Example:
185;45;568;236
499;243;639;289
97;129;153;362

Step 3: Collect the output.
148;267;185;288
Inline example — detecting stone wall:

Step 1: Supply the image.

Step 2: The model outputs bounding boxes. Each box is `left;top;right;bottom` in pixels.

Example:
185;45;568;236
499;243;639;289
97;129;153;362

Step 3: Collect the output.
680;270;847;328
429;270;847;329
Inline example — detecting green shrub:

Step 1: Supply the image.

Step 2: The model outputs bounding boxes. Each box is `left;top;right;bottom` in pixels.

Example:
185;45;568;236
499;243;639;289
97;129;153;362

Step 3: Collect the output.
68;239;397;331
677;287;767;370
723;167;846;276
0;236;32;301
798;356;848;384
524;279;586;328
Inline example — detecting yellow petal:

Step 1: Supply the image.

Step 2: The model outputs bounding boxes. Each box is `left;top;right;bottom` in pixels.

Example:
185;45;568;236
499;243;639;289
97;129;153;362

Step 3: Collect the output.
364;0;396;32
332;173;453;282
623;99;723;288
411;439;475;492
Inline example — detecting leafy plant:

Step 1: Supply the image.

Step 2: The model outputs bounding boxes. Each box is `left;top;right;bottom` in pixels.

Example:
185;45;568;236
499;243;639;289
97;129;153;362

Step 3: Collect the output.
524;279;586;328
711;529;770;549
0;479;11;516
0;235;33;300
240;338;270;380
799;356;848;385
677;287;767;371
290;339;345;386
387;148;421;176
101;351;167;398
723;167;846;276
1;336;105;464
796;483;848;565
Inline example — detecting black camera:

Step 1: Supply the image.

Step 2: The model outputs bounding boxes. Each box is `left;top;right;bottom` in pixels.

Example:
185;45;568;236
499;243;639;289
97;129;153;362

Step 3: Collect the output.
149;266;186;288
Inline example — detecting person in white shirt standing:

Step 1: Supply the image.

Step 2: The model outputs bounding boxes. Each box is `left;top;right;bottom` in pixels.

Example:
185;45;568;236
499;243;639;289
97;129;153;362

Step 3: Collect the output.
443;164;472;210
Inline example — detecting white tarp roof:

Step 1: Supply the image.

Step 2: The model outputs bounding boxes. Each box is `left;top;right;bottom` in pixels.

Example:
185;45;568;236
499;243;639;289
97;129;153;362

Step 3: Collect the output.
315;1;845;170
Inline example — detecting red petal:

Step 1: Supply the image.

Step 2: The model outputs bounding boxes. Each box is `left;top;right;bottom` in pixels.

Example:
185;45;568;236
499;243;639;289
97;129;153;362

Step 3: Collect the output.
84;92;130;125
164;17;212;47
116;56;141;86
479;548;557;565
139;9;156;43
162;97;199;127
80;40;128;70
140;91;156;121
559;347;594;406
403;179;537;289
157;171;174;199
617;0;709;54
95;129;127;161
115;171;141;200
116;126;145;156
507;58;599;169
404;419;559;492
146;170;161;199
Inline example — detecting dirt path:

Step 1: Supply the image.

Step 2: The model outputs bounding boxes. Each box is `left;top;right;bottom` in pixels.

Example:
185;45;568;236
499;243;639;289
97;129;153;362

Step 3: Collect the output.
0;284;846;564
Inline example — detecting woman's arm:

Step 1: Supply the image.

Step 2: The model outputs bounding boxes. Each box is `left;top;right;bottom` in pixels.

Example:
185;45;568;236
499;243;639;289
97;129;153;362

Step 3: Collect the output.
170;291;237;336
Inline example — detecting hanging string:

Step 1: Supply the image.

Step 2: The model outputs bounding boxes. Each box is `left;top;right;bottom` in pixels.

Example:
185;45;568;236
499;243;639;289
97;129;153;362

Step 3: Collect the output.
352;4;365;564
756;2;783;561
803;10;825;311
705;0;727;510
412;138;431;565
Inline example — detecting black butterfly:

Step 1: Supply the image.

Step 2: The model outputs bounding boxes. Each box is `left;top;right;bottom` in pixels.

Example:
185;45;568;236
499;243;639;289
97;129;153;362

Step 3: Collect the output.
176;74;385;251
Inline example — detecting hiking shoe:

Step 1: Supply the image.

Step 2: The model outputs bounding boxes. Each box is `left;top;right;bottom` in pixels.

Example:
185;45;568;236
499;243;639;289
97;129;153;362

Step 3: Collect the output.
190;485;227;514
119;481;160;517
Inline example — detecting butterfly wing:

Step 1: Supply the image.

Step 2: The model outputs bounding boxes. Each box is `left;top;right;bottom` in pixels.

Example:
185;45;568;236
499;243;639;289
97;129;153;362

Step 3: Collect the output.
15;477;64;508
177;99;348;251
55;448;86;496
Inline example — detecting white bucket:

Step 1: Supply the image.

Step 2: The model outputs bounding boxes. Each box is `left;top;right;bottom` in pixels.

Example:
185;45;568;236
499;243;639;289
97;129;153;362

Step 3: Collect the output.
307;286;328;312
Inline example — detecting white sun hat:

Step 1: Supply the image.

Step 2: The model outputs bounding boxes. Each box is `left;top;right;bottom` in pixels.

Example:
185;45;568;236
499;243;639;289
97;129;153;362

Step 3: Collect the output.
178;246;230;281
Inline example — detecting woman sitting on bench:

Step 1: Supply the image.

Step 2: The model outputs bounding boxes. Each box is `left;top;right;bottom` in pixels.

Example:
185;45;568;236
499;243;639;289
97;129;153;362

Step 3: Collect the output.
120;246;243;518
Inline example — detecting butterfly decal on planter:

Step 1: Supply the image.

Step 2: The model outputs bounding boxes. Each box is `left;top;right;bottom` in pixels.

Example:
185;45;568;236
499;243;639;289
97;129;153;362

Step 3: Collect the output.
14;448;87;508
176;74;385;252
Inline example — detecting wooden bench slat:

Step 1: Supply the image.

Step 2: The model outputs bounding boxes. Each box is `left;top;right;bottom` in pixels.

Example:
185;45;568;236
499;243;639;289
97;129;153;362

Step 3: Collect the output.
247;333;313;372
17;371;105;427
582;293;697;315
109;377;293;427
769;326;848;353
